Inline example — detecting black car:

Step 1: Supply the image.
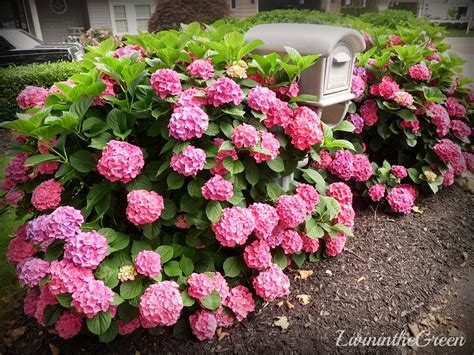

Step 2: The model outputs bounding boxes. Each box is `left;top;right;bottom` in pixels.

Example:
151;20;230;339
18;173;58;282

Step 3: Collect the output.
0;29;84;67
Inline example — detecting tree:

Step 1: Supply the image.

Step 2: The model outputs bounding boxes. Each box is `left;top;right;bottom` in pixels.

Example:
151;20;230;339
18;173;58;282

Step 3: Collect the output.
148;0;231;32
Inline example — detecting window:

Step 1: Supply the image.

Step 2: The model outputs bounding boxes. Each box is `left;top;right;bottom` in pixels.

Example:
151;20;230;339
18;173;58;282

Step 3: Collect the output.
135;5;151;31
113;5;128;33
230;0;236;9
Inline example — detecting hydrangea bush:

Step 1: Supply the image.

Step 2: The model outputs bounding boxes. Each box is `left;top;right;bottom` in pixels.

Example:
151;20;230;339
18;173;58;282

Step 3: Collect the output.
1;22;355;342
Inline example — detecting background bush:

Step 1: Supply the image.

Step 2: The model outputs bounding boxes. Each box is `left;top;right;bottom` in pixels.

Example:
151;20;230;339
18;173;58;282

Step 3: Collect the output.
0;61;81;122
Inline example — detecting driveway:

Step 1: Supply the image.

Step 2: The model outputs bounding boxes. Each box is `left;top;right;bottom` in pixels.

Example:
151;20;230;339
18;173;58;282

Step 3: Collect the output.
445;37;474;81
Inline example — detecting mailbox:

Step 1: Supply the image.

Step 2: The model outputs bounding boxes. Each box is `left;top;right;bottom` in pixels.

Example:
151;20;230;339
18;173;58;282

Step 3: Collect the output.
245;23;366;127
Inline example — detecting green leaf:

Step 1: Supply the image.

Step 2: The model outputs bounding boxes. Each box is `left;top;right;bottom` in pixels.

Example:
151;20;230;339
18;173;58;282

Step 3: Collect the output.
333;120;355;133
245;159;260;186
301;168;327;193
142;221;161;239
205;200;222;223
120;278;143;299
292;252;306;267
70;150;96;173
223;256;244;277
180;255;194;277
87;182;111;209
305;218;324;238
112;293;124;306
324;139;355;151
156;245;174;263
167;172;185;190
70;96;93;119
266;182;285;201
396;109;417;122
200;290;221;310
89;132;113;150
266;155;285;172
422;86;446;103
160;200;176;220
223;158;244;175
164;261;182;277
99;319;118;343
56;293;72;308
86;311;112;336
131;240;151;257
44;304;62;327
289;94;318;104
181;290;195;307
187;179;202;198
272;247;287;269
44;241;64;261
25;154;59;166
172;319;191;340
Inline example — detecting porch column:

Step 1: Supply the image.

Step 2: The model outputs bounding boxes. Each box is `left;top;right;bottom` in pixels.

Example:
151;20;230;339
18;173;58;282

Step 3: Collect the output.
28;0;43;40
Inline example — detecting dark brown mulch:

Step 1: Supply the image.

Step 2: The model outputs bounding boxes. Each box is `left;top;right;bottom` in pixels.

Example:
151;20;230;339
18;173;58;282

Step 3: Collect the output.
3;186;474;355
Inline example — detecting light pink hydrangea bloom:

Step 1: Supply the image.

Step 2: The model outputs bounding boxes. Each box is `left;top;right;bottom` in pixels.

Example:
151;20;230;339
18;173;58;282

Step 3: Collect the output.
264;99;293;128
324;233;347;257
352;154;373;182
206;77;244;107
368;183;385;202
64;231;108;269
450;120;471;139
445;97;466;118
327;182;353;204
201;175;234;201
296;183;319;213
126;190;164;225
150;69;182;99
48;259;94;295
280;230;303;254
189;310;217;341
212;207;255;247
250;131;280;163
118;317;141;335
187;273;214;299
243;240;272;270
17;86;49;110
168;106;209;141
249;203;279;240
139;281;183;327
301;235;320;253
427;102;450;136
170;145;206;176
252;264;290;301
247;86;277;113
134;250;162;278
213;272;230;302
359;99;378;126
215;307;234;328
71;279;113;318
226;285;255;321
231;123;259;148
335;203;355;228
114;45;146;60
97;140;144;183
285;107;323;151
386;185;415;214
394;91;414;107
408;64;431;80
391;165;408;179
46;206;84;241
313;150;333;169
329;150;354;181
17;258;49;287
187;59;214;80
276;195;307;228
351;75;366;99
377;76;399;100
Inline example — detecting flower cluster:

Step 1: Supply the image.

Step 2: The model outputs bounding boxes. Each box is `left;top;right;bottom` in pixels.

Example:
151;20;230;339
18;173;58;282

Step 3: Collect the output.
126;190;164;225
97;140;144;183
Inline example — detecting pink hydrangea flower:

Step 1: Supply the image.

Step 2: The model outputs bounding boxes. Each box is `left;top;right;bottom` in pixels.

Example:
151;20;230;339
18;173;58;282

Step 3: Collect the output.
327;182;353;204
150;69;182;99
359;99;378;126
247;86;277;114
5;189;24;206
442;167;454;187
31;179;64;211
215;307;234;328
212;207;255;247
64;231;108;269
388;34;404;46
433;139;462;163
276;195;307;228
313;150;332;169
250;131;281;163
391;165;408;179
394;91;414;107
17;86;49;110
450;120;471;139
126;190;164;225
252;264;290;301
170;145;206;176
187;59;214;80
296;183;319;213
324;233;347;257
48;259;94;295
213;272;230;302
351;75;366;99
210;149;238;176
55;312;83;339
352;154;372;182
377;76;399;100
301;235;320;253
49;79;75;95
17;258;49;287
285;107;323;151
189;310;217;341
114;45;146;60
36;161;60;175
335;203;355;228
46;206;84;241
348;113;364;134
4;153;29;187
386;185;415;214
243;240;272;270
202;175;234;202
445;97;466;118
92;74;116;106
38;137;58;154
168;106;209;141
176;88;206;108
175;215;190;229
35;286;57;326
280;229;303;254
24;289;39;317
25;214;51;245
188;273;214;299
264;99;293;128
134;250;162;278
329;150;354;181
408;64;431;80
139;281;183;327
231;123;259;148
226;285;255;321
400;119;420;133
427;102;450;136
265;224;285;249
368;183;385;202
71;279;113;318
464;152;474;173
249;203;279;240
7;233;36;265
118;317;141;335
97;140;144;183
206;77;244;107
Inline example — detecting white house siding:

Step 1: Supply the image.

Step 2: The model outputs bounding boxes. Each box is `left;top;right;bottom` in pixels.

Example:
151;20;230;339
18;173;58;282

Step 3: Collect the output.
231;0;258;19
87;0;113;30
423;0;472;20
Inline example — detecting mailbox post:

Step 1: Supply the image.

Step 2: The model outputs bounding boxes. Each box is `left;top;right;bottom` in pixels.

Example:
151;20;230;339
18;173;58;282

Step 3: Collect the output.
245;23;366;127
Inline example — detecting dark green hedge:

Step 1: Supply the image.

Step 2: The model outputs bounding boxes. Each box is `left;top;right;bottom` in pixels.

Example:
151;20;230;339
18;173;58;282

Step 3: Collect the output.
0;61;81;122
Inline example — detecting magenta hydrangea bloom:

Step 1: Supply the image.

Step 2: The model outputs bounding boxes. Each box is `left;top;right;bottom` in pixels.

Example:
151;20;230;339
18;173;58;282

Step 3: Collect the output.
445;97;466;118
17;258;49;287
92;74;116;106
118;317;141;335
226;285;255;321
46;206;84;241
36;161;60;175
391;165;408;179
368;183;385;202
335;203;355;228
71;279;113;318
206;77;244;107
359;99;378;126
450;120;471;139
250;131;280;163
35;285;57;326
296;183;319;213
265;224;285;249
6;189;24;206
24;289;39;317
400;119;420;133
327;182;353;204
97;140;144;183
175;214;190;229
213;272;230;302
464;152;474;173
139;281;183;327
168;105;209;141
243;240;272;270
394;91;414;107
48;260;94;295
176;88;206;108
7;233;36;265
264;99;293;128
247;86;277;114
280;229;303;254
352;154;373;182
433;139;462;163
215;307;234;328
170;145;206;176
329;150;354;181
347;113;364;134
55;311;83;339
201;175;234;201
408;64;431;80
64;231;108;269
325;233;347;257
17;86;49;110
276;195;307;228
26;214;51;245
231;123;259;148
31;179;64;211
386;185;415;214
212;207;255;247
210;148;238;176
313;150;332;169
134;250;162;278
377;76;399;100
114;45;146;60
442;167;454;187
252;264;290;301
351;75;366;99
188;273;214;299
4;153;29;187
150;69;182;99
126;190;164;225
301;235;320;253
427;102;450;136
187;59;214;80
249;203;279;240
285;107;323;151
189;310;217;341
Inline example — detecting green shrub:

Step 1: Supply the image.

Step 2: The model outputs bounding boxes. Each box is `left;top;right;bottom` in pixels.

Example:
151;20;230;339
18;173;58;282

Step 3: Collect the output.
0;61;81;122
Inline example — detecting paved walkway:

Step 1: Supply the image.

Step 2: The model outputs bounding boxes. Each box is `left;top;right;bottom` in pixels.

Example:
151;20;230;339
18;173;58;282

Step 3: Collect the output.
445;37;474;81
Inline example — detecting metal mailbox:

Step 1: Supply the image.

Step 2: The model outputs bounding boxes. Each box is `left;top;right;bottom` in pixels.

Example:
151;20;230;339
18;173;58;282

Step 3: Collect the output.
245;23;366;127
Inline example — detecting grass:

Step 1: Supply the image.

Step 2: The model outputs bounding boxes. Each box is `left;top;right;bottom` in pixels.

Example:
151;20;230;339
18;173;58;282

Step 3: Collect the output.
445;28;474;38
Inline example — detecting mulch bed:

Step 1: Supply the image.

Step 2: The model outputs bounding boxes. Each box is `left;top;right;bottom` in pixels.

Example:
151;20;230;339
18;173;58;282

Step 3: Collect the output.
2;186;474;354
